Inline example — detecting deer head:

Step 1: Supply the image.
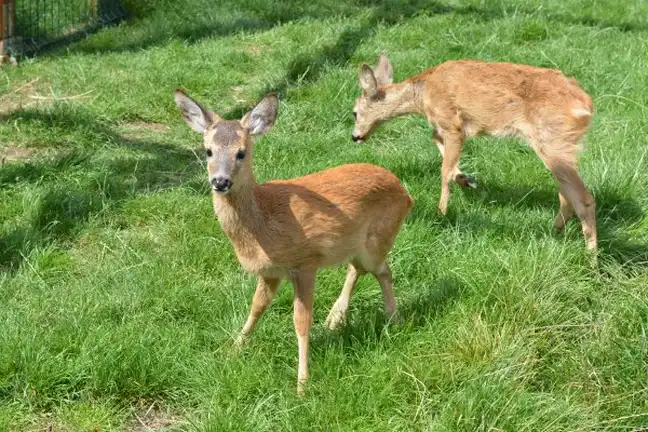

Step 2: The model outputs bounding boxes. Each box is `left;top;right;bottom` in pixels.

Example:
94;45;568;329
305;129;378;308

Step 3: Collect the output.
352;52;394;142
174;90;278;194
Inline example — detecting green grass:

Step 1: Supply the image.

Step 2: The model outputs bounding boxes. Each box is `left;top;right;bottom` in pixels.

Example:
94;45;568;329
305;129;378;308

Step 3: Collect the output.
1;0;648;430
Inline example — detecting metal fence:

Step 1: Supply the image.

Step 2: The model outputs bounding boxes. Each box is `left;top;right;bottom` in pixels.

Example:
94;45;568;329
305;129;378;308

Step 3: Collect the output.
1;0;126;56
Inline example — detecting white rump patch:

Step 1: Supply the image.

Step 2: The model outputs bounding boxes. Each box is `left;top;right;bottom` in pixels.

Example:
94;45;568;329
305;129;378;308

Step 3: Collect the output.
571;108;592;117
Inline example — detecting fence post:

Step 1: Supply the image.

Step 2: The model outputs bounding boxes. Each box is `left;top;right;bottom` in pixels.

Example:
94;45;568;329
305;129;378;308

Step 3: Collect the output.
0;0;16;57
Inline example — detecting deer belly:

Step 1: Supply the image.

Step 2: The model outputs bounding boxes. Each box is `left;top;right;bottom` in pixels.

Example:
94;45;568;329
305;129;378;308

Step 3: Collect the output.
237;254;287;278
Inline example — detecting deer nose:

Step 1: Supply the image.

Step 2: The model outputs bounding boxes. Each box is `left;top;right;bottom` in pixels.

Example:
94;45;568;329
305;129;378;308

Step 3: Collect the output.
211;176;232;192
352;134;363;142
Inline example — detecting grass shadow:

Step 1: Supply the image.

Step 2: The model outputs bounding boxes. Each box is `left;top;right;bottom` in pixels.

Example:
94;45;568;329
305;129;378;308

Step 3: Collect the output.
0;108;204;273
217;18;380;120
400;276;463;326
389;150;647;270
62;0;451;56
412;166;648;269
452;3;648;33
220;0;453;119
471;179;648;267
44;0;646;57
315;276;462;351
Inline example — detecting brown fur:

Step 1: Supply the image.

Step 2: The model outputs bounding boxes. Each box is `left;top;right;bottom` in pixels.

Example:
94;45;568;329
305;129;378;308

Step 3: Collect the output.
217;164;414;277
174;90;413;394
353;54;597;251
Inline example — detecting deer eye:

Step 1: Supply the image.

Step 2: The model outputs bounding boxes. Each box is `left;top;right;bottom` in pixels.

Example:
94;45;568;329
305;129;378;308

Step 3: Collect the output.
352;111;358;120
206;148;213;157
235;149;246;161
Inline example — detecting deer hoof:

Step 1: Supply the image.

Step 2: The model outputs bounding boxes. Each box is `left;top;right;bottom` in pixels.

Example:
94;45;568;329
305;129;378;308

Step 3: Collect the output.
456;173;478;189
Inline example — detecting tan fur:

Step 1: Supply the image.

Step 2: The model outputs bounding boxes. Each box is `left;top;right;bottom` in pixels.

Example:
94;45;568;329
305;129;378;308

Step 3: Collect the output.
174;90;413;394
353;55;597;251
216;164;413;277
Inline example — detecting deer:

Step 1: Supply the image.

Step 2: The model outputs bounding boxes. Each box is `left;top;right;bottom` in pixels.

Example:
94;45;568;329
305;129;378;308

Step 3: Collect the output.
351;53;597;252
174;89;413;394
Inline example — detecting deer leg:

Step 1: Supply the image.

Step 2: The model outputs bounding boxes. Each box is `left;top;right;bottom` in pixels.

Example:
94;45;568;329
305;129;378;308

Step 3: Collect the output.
325;263;364;330
372;261;401;324
434;128;476;190
433;129;445;157
554;191;575;233
548;159;597;252
235;277;281;347
438;131;466;214
559;179;597;252
291;269;316;395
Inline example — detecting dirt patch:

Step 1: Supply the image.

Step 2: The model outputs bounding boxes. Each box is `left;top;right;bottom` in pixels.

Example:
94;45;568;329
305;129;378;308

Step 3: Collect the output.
125;121;170;133
245;44;267;55
1;145;35;164
129;402;185;431
24;414;77;432
120;121;170;140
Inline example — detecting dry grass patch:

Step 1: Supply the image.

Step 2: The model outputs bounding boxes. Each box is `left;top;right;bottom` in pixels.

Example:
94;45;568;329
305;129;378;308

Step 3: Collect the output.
0;78;93;114
129;402;185;432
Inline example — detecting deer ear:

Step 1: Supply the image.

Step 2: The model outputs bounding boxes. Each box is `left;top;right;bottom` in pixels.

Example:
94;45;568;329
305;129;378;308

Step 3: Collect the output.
374;52;393;85
241;93;278;137
359;64;378;98
174;89;217;133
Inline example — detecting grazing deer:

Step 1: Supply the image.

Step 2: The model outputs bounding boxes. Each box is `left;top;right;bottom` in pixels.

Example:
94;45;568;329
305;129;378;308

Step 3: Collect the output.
174;90;413;394
351;53;597;252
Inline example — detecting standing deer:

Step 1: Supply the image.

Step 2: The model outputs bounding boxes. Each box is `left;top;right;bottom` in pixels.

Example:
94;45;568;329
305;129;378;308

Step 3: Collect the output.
351;53;597;251
174;90;413;394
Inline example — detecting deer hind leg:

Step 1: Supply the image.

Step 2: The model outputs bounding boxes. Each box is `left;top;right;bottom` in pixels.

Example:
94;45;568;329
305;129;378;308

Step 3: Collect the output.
539;149;597;252
361;225;404;324
235;277;281;347
325;262;365;330
357;194;411;324
372;261;401;324
556;167;597;251
554;191;575;233
354;250;401;323
291;269;315;395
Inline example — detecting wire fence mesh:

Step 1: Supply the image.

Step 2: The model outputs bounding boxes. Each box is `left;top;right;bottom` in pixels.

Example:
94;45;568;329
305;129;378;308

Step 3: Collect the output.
5;0;125;55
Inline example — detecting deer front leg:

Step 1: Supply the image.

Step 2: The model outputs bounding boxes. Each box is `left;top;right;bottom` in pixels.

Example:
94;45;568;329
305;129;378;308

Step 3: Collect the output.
434;128;477;194
291;269;315;395
438;131;468;214
235;277;281;348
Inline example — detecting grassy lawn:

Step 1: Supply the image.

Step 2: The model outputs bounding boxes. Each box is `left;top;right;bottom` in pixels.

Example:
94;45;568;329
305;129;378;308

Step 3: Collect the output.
1;0;647;430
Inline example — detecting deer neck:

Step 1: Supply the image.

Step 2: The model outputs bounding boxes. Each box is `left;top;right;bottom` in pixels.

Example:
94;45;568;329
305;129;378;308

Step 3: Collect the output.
380;79;425;119
212;171;263;242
